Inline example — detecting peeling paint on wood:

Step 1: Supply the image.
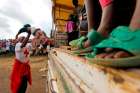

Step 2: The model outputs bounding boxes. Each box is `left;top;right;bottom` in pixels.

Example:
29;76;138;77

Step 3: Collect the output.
48;47;140;93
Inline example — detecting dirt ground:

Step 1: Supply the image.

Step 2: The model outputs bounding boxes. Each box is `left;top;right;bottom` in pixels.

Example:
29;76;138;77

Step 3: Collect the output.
0;54;48;93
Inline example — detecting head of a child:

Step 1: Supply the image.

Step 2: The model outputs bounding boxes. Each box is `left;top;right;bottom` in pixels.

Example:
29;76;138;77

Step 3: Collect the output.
40;31;47;39
33;28;42;38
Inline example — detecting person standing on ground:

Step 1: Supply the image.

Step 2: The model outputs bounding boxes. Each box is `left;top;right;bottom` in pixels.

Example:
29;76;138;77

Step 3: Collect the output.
10;30;32;93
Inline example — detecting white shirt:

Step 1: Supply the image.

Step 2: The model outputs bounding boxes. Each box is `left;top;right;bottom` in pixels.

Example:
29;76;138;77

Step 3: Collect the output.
15;42;30;63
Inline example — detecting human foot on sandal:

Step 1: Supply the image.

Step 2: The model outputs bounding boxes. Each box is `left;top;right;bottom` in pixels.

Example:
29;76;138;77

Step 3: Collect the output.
95;49;133;59
86;26;140;67
69;29;106;49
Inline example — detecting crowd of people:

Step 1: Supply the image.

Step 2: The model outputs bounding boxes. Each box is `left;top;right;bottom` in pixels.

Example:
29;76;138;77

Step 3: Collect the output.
0;24;54;56
0;39;16;55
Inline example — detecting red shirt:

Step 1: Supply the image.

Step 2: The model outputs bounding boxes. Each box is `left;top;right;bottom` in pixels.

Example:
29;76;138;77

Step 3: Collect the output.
99;0;113;8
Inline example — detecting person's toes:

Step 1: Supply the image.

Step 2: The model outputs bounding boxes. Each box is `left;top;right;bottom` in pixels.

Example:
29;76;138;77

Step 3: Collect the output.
104;48;113;53
95;53;108;58
104;52;116;59
113;51;132;58
83;40;90;48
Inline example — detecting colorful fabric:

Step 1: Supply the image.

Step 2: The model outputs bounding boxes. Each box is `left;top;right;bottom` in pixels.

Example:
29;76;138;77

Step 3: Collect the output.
10;59;32;93
99;0;113;8
66;21;76;33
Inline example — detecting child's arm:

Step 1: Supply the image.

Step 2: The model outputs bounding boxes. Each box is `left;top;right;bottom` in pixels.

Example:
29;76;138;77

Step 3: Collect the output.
15;32;20;39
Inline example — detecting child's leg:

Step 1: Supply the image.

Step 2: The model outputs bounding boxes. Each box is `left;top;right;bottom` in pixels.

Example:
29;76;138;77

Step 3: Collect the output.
97;3;113;37
83;0;112;48
84;0;95;31
93;0;140;59
17;76;27;93
130;0;140;30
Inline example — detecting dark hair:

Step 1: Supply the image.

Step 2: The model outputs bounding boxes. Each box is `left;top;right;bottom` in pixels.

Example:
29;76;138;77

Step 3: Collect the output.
32;28;41;36
72;0;78;7
68;14;78;22
68;14;73;21
24;24;31;28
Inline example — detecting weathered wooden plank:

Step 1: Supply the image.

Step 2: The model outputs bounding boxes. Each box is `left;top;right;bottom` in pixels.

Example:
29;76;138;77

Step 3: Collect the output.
48;48;140;93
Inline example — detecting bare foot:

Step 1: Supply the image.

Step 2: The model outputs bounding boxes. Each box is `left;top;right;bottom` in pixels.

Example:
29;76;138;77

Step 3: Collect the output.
96;53;108;58
113;51;132;58
83;40;91;48
105;48;113;53
95;49;133;59
104;52;116;59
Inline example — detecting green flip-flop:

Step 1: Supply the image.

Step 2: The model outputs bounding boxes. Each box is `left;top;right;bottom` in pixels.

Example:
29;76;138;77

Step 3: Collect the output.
72;47;92;56
86;26;140;67
86;29;106;46
69;36;87;48
69;29;106;49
